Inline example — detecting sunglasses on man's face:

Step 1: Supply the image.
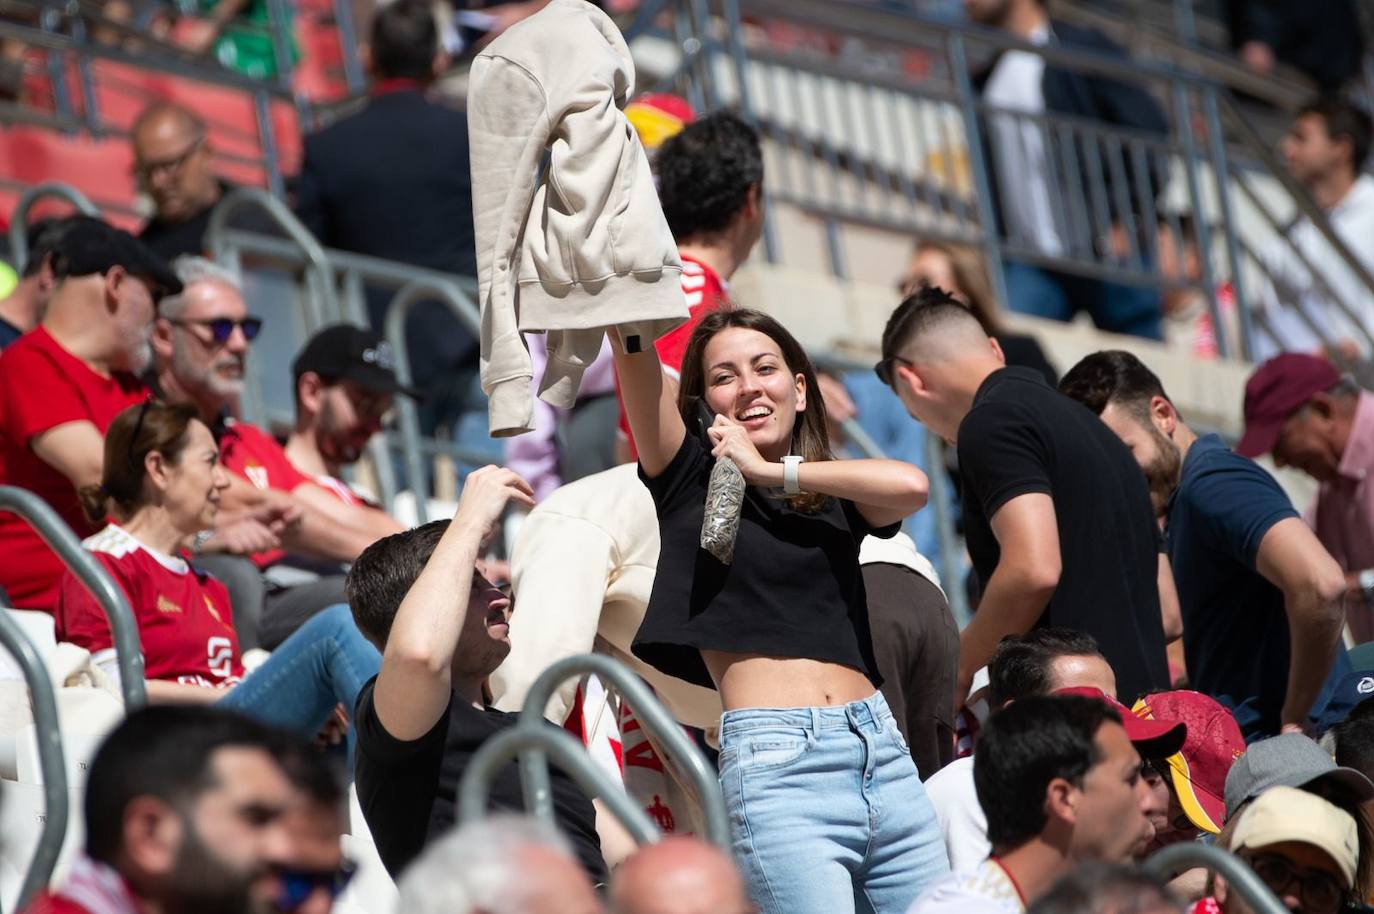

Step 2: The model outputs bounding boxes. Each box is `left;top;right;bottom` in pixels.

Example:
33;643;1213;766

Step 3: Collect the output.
273;859;357;911
168;316;264;344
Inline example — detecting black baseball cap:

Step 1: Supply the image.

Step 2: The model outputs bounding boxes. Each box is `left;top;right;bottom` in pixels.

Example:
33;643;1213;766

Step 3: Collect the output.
292;323;419;398
51;219;182;299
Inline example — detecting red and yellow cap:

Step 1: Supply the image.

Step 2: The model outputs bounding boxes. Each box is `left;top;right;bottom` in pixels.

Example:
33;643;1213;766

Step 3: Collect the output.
625;93;696;149
1133;691;1245;834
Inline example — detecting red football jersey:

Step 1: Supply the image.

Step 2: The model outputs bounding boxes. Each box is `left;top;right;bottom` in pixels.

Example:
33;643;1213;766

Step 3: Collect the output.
616;254;730;457
55;525;244;689
218;420;312;568
0;328;147;609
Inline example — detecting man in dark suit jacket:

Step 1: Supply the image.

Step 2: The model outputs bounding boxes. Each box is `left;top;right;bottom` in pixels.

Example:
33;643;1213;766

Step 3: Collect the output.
294;0;483;442
967;0;1170;341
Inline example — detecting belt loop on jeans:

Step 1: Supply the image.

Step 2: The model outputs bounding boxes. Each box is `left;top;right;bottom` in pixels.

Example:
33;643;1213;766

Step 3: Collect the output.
847;695;873;732
809;706;821;744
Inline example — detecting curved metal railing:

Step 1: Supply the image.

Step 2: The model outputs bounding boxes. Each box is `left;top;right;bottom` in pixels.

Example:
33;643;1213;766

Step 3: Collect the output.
459;724;663;846
6;184;100;267
0;611;70;913
1143;842;1287;914
0;487;145;709
205;187;343;331
458;653;731;852
379;278;483;524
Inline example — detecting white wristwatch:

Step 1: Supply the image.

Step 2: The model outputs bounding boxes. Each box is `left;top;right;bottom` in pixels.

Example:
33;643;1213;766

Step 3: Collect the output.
782;455;804;495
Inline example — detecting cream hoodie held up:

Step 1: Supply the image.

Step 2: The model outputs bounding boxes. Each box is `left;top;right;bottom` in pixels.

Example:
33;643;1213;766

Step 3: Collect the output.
468;0;688;437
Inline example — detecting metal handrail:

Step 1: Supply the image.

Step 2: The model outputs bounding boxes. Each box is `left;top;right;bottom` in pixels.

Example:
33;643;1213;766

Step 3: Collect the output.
0;487;146;709
1227;169;1374;358
205;189;342;331
379;279;483;525
517;654;731;851
1048;0;1314;110
0;5;296;99
458;724;662;845
1217;93;1374;350
7;184;100;266
0;612;70;913
1143;843;1287;914
677;0;1374;362
732;0;1225;89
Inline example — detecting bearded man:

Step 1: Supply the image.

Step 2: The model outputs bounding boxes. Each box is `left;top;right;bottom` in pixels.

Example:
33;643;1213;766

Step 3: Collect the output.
1059;350;1350;738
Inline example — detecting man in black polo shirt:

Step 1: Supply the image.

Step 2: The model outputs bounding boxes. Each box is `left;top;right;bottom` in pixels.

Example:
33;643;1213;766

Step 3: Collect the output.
343;465;606;882
1059;350;1350;738
877;291;1172;710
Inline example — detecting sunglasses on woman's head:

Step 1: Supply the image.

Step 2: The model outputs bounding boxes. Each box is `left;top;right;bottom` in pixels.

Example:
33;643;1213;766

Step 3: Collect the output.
168;316;264;344
127;397;154;471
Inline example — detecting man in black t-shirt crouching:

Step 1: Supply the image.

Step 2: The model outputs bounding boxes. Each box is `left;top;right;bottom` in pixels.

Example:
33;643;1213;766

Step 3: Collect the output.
876;290;1174;713
343;465;606;882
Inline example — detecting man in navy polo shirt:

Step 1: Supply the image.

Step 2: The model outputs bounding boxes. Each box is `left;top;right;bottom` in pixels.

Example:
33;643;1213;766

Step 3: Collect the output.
1060;350;1350;739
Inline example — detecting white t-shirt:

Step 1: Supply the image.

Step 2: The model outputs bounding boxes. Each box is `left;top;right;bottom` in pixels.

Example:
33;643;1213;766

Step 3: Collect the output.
908;858;1025;914
983;24;1065;258
925;755;990;871
1259;173;1374;356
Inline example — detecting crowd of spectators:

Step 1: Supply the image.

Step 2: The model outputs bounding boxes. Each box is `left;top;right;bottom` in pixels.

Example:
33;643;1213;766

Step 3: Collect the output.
9;1;1374;914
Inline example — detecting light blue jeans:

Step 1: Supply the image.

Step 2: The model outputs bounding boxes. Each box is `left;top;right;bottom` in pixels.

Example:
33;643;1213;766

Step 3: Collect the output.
218;603;381;758
719;691;949;914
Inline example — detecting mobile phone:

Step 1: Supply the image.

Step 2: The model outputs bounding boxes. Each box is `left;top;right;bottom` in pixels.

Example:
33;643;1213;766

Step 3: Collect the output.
694;398;716;440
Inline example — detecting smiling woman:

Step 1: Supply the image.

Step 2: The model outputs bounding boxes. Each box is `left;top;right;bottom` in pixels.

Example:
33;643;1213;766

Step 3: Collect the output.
53;400;381;756
612;306;947;914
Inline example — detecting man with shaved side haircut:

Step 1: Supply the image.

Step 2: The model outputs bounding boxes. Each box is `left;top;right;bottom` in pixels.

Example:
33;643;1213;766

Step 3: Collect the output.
876;289;1172;712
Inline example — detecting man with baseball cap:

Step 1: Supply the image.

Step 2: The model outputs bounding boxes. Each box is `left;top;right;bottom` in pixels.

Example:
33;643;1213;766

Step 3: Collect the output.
1055;687;1189;767
1215;786;1360;914
1224;732;1374;818
284;323;418;505
1132;691;1246;855
1238;353;1374;642
0;220;180;608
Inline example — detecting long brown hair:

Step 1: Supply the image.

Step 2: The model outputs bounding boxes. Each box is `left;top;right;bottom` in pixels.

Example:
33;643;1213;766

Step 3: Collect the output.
78;400;201;525
911;240;1004;337
676;308;833;512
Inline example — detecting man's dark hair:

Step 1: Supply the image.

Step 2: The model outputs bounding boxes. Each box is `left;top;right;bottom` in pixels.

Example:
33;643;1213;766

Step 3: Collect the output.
85;706;296;865
1058;350;1174;423
975;695;1121;850
345;519;449;650
1330;700;1374;783
1299;96;1373;173
988;628;1107;708
1029;863;1183;914
369;0;438;83
655;112;763;240
879;286;982;363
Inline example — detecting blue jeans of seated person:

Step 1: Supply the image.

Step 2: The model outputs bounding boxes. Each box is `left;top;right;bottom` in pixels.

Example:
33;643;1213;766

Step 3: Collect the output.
218;603;381;761
1004;260;1164;341
719;691;949;914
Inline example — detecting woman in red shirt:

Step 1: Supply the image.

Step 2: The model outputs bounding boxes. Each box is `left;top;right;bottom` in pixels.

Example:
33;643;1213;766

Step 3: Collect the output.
55;400;379;749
